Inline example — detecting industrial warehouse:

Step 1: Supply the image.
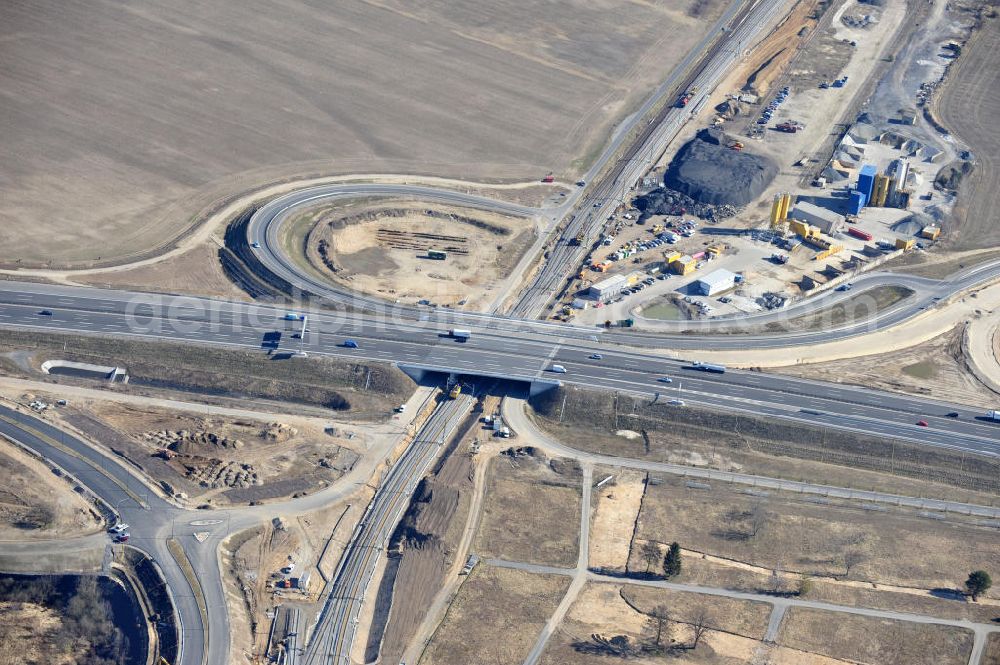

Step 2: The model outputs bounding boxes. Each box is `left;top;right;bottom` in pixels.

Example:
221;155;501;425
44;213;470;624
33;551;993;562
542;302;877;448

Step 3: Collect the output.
559;16;966;328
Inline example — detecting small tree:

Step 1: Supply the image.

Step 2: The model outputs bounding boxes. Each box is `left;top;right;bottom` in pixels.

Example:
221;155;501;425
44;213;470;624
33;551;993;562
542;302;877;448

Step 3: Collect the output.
798;575;814;597
690;607;712;650
843;549;866;578
748;502;770;539
664;542;682;579
965;570;992;601
647;605;672;649
641;541;661;574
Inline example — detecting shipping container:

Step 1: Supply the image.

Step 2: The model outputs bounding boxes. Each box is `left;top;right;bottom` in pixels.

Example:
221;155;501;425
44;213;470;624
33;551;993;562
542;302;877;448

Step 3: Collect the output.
847;226;873;241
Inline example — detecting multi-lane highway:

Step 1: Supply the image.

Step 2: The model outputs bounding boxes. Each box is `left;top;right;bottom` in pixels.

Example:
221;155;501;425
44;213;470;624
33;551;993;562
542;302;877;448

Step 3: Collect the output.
2;0;999;663
302;395;471;665
0;282;996;458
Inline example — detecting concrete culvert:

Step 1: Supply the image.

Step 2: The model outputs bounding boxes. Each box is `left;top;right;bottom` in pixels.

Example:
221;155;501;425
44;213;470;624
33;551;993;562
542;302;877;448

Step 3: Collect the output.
662;129;779;207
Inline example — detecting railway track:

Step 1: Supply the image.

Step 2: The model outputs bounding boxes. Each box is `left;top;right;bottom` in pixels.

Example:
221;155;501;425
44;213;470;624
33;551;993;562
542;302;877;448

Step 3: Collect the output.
507;0;793;320
301;393;472;665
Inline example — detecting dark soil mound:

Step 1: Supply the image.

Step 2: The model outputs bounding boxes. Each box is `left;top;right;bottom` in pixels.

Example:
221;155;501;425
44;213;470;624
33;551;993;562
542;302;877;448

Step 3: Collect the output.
662;129;778;206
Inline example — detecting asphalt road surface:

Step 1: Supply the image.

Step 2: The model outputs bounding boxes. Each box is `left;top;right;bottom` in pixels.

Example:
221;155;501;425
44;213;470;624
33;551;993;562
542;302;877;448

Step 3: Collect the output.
0;282;997;458
0;403;207;665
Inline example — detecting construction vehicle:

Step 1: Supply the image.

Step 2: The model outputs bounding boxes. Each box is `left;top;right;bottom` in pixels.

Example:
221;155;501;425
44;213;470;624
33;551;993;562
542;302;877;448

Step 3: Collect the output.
541;174;554;183
729;141;744;151
449;384;462;399
676;87;698;107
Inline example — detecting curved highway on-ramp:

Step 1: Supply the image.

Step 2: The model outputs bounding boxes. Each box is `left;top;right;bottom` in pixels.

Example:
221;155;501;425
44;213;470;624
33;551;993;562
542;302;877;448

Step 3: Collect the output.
243;178;1000;348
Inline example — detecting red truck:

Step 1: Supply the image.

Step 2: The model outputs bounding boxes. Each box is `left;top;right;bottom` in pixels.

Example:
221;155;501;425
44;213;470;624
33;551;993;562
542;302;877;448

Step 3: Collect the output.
541;174;554;183
847;227;873;241
776;122;800;133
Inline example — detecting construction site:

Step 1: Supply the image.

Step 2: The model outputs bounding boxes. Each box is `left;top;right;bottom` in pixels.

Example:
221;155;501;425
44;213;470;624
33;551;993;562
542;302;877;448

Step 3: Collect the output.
553;0;982;328
300;201;537;310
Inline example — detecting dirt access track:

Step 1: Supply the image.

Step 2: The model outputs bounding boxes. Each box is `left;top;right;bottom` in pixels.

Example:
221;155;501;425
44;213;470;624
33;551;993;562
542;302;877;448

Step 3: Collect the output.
1;0;728;269
302;201;535;309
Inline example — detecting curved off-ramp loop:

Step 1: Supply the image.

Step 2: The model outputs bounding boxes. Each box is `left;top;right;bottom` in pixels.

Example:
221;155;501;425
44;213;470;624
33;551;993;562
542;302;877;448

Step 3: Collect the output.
964;310;1000;395
245;180;1000;347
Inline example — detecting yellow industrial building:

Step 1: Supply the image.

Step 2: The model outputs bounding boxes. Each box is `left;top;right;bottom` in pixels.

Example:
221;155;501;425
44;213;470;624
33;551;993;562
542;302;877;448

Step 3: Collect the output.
671;255;696;275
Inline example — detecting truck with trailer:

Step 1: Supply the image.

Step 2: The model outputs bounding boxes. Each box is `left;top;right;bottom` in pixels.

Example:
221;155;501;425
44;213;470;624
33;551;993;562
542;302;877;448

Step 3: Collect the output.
987;410;1000;422
691;361;726;374
450;328;471;341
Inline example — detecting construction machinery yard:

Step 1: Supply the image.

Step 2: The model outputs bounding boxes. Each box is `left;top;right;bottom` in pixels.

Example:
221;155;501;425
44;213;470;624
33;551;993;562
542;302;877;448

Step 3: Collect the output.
550;0;987;330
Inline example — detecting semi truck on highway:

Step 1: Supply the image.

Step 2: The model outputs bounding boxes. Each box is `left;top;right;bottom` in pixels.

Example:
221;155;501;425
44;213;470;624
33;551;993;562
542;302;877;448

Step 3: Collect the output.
987;410;1000;422
691;361;726;374
450;329;471;340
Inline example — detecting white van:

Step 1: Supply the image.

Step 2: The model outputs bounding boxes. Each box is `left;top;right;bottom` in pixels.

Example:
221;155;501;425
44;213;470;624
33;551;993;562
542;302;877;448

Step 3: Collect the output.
550;365;567;373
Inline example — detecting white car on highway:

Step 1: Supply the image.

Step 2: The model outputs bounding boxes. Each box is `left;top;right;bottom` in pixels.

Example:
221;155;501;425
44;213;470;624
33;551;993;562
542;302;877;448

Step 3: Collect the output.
550;364;567;373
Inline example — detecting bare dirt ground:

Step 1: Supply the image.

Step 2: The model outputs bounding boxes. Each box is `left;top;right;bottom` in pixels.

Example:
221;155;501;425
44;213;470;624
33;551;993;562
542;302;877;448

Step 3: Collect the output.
474;448;582;567
419;564;569;665
629;481;1000;600
936;15;1000;251
880;246;1000;279
221;501;351;664
777;607;974;665
0;439;100;541
623;584;771;641
0;0;725;268
590;467;647;572
985;632;1000;665
530;391;1000;504
77;241;248;300
303;202;535;309
773;323;1000;406
370;407;482;665
540;582;778;665
0;602;71;665
0;328;416;420
760;285;913;333
51;399;359;506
